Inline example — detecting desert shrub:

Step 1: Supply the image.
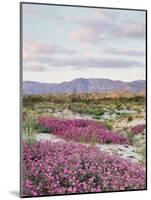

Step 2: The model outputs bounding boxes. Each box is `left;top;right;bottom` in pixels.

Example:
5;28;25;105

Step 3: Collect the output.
22;141;146;197
126;124;146;145
23;115;37;136
127;115;133;122
22;115;50;144
131;124;145;135
126;132;134;145
116;103;122;110
120;113;129;119
37;117;129;144
136;145;146;165
93;115;101;120
95;111;105;116
104;121;113;130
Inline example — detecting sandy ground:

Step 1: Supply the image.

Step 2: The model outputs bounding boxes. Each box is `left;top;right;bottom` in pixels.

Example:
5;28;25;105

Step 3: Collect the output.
52;109;93;120
127;119;145;127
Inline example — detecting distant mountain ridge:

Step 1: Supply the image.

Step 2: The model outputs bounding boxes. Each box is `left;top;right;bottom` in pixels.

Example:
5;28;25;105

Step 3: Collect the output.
23;78;146;95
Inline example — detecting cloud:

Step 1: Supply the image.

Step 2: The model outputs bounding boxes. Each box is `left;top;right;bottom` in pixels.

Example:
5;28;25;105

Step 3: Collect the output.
23;64;47;71
68;11;145;44
48;55;144;68
23;39;76;62
114;21;145;39
23;39;144;71
23;9;145;72
23;53;144;71
104;47;145;57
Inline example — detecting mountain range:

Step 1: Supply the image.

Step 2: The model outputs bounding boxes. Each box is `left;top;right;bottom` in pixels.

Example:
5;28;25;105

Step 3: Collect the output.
23;78;146;95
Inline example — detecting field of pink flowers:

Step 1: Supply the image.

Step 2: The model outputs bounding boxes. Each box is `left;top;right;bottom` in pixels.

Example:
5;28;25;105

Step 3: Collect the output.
22;93;146;197
22;141;146;197
22;116;146;197
37;117;129;144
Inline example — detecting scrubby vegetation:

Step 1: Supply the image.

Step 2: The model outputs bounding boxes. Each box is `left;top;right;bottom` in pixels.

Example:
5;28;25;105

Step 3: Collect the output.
22;142;146;197
37;117;129;144
22;93;146;196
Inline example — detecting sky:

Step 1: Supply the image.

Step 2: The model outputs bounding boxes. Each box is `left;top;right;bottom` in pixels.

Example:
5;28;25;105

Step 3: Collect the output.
22;4;146;83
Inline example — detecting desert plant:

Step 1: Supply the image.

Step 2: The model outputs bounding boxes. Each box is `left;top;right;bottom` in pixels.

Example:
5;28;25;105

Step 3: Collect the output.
23;114;37;136
126;132;134;145
127;115;133;122
22;141;146;197
131;124;145;135
37;117;129;144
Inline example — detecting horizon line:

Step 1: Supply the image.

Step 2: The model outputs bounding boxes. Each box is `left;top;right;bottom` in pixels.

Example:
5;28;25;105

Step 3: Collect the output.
23;77;146;84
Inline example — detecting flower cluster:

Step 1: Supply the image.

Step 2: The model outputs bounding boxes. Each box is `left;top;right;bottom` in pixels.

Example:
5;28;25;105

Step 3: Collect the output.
131;124;146;135
37;117;128;144
22;141;146;197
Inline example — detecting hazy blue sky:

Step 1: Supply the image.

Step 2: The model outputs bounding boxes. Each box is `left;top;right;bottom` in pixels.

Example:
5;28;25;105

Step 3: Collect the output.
23;4;146;83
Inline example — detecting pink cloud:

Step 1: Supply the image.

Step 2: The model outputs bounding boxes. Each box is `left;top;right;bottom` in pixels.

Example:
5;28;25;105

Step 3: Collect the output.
68;11;145;44
23;39;76;62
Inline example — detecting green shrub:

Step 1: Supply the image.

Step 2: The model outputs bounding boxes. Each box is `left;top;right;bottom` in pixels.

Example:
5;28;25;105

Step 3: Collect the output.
104;121;113;130
127;115;133;122
93;115;100;120
23;115;37;136
126;132;134;145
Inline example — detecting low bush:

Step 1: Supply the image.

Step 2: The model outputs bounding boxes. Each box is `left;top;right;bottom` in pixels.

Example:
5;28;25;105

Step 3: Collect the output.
127;115;133;122
37;117;129;144
131;124;145;135
22;141;146;197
